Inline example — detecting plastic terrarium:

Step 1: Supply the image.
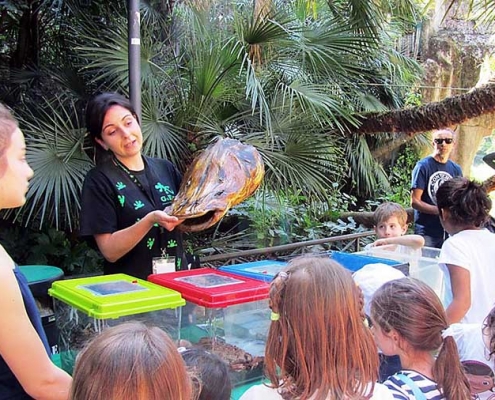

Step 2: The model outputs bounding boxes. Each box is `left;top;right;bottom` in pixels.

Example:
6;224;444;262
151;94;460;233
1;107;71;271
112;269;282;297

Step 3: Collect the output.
49;273;185;374
359;245;445;304
219;260;288;282
149;268;270;386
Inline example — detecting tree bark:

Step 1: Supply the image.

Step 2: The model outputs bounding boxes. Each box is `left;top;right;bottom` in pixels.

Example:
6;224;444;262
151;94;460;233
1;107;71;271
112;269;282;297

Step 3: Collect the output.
11;1;40;69
353;83;495;136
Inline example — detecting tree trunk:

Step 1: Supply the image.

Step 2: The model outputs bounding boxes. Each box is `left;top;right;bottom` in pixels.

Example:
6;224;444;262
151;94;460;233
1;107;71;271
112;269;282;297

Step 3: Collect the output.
353;83;495;136
11;1;40;69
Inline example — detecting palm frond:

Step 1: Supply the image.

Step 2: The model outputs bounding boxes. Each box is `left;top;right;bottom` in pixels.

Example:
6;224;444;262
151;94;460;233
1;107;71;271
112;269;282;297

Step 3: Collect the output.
10;98;92;230
345;135;389;196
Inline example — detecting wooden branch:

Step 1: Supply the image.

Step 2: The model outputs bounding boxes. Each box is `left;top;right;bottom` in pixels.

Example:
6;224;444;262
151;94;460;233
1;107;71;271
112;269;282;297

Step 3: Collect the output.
355;83;495;135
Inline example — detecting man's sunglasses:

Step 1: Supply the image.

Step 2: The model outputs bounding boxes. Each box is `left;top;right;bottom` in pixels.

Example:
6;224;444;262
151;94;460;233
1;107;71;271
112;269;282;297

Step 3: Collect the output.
434;138;453;145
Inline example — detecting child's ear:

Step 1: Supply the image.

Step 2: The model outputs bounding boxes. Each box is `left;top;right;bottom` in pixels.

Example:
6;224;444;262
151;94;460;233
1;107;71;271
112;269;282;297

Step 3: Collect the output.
401;224;408;235
373;225;378;234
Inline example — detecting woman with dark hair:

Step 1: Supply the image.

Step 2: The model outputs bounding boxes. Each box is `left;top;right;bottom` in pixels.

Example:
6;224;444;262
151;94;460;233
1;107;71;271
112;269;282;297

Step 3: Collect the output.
80;93;185;279
370;277;471;399
436;176;495;324
0;103;72;399
70;322;193;400
240;256;393;400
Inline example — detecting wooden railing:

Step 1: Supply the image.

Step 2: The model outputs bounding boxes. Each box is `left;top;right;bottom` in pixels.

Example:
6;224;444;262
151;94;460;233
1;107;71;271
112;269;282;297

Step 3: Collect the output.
200;230;375;266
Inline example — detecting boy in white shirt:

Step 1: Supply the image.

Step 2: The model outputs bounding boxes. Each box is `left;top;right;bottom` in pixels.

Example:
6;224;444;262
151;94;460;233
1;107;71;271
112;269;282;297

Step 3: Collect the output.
367;202;424;252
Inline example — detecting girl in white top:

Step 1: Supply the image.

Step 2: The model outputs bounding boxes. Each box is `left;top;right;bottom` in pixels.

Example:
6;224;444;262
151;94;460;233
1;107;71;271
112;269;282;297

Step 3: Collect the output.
370;277;471;400
240;256;393;400
435;177;495;324
451;305;495;400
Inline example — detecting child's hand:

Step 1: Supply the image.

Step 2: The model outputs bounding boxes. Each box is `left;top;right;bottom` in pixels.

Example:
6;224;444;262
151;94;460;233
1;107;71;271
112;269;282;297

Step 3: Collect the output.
372;238;390;247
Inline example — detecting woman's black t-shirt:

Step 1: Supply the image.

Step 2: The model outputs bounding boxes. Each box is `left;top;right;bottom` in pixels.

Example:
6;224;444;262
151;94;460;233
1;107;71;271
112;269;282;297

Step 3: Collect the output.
80;156;184;279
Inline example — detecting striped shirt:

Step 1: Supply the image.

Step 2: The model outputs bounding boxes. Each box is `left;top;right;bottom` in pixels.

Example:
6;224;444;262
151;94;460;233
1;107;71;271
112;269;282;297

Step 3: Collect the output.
384;370;445;400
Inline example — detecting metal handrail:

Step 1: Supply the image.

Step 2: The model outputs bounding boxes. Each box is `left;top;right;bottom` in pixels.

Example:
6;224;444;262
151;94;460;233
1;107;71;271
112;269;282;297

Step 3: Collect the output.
200;230;375;264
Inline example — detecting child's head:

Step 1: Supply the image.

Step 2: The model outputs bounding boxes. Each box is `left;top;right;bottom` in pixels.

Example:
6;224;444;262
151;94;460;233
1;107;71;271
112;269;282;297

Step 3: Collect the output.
70;322;192;400
265;255;379;399
373;202;408;239
437;177;491;233
370;277;470;399
0;103;33;210
0;103;17;168
483;306;495;360
181;348;231;400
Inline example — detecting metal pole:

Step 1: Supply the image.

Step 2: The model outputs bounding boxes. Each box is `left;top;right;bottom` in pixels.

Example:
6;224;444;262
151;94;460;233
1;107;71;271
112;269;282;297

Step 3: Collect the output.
128;0;141;122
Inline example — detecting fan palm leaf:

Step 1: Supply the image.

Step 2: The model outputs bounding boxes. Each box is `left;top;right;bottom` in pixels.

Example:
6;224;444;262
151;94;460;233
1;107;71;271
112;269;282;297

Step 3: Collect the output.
8;98;92;230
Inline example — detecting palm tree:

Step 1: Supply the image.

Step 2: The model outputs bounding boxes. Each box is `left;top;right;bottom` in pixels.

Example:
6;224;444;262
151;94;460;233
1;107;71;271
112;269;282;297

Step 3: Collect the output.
2;0;423;231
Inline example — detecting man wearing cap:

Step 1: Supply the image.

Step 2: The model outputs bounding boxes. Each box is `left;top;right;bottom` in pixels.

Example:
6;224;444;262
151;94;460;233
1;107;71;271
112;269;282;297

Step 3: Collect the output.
411;129;463;248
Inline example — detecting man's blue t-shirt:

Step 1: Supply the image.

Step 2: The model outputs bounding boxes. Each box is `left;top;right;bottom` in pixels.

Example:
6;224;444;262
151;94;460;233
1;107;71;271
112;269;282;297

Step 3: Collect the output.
411;156;462;238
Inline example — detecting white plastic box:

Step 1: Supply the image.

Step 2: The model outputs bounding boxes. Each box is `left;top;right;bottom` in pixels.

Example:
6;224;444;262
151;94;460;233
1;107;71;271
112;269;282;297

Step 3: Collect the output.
360;245;446;304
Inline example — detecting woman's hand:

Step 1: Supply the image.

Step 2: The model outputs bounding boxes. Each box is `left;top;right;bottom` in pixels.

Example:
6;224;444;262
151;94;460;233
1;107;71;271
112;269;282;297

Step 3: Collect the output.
153;210;183;231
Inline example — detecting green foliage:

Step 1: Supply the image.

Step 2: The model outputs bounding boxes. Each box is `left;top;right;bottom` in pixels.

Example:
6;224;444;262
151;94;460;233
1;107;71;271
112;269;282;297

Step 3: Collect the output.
225;188;362;249
0;0;424;264
0;222;103;276
375;144;420;207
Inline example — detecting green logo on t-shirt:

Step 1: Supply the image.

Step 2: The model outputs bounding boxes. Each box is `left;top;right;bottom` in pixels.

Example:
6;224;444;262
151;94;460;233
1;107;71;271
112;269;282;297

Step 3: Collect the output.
134;200;145;210
118;195;125;207
155;183;175;195
116;182;126;190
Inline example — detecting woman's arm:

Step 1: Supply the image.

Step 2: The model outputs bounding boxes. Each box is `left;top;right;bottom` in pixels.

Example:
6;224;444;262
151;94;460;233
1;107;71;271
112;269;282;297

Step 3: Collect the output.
0;250;71;400
445;264;471;324
94;210;181;263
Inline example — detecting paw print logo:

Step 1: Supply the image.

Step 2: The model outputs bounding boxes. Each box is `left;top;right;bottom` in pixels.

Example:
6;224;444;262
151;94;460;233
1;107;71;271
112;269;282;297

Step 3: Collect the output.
167;239;178;248
133;200;145;210
115;182;126;190
118;195;125;207
155;183;175;195
147;238;155;249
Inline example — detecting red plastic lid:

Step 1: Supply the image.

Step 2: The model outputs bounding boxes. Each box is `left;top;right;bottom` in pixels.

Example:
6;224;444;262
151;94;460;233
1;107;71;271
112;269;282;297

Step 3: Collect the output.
148;268;270;308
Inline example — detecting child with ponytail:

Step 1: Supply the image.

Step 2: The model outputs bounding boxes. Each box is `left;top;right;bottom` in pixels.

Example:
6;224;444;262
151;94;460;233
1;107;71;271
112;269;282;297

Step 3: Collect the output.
240;256;393;400
370;277;470;399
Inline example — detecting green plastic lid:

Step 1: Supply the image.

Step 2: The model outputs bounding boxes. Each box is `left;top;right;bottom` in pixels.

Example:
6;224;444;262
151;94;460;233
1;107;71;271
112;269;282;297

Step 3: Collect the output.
48;273;185;319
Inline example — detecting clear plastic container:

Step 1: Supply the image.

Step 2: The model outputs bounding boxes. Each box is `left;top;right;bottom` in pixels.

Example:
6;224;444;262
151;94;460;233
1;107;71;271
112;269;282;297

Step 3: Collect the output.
360;245;445;304
149;268;270;386
49;274;185;374
219;260;288;282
